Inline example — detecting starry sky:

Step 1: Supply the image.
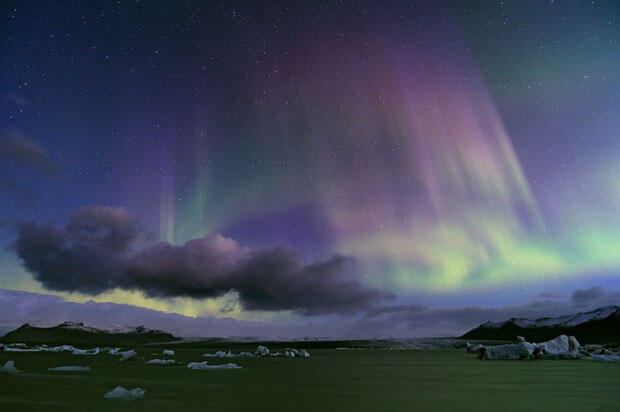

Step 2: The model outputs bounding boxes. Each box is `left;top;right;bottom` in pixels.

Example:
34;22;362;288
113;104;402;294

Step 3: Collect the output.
1;0;619;335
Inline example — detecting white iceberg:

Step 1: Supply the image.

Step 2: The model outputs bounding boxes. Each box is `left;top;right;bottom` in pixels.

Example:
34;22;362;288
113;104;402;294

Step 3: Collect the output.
48;366;90;371
72;347;100;356
161;349;175;356
3;346;43;352
47;345;77;352
202;350;256;358
147;358;176;365
255;345;270;356
0;360;20;374
104;386;145;400
203;350;235;358
592;354;620;363
284;348;310;358
469;335;582;360
239;351;256;357
117;350;137;362
4;344;80;353
187;361;241;370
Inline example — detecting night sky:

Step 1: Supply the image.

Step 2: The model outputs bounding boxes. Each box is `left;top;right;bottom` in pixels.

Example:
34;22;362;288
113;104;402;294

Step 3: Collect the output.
1;1;619;336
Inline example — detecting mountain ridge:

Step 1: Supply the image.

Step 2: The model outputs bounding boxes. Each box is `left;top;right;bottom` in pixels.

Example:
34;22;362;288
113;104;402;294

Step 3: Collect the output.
0;321;180;345
462;305;620;343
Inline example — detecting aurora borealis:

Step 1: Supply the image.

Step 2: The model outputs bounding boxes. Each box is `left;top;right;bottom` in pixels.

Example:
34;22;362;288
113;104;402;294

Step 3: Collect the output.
1;1;619;336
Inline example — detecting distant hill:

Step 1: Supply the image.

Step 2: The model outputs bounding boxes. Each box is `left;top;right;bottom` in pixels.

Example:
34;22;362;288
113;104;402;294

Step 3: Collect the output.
461;306;620;344
0;321;180;345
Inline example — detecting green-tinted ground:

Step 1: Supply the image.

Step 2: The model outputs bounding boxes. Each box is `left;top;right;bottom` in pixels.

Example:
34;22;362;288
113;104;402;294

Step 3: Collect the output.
1;345;619;411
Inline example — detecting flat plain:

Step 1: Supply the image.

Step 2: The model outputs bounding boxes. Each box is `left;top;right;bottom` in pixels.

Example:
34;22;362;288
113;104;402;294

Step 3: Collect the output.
1;343;619;411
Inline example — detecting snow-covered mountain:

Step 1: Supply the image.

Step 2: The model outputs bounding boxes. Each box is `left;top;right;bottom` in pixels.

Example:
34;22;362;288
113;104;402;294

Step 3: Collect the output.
481;306;620;329
59;321;167;335
462;306;620;344
0;321;180;345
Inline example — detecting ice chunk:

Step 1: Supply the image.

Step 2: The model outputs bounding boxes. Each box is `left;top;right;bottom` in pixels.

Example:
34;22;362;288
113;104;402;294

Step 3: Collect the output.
46;345;77;352
104;386;145;400
147;358;175;365
239;351;256;357
202;350;257;358
118;350;137;362
471;335;582;360
72;347;100;356
592;354;620;363
48;366;90;371
255;345;270;356
187;361;241;370
4;346;43;352
0;360;20;374
283;348;310;358
4;344;80;353
568;336;581;351
479;342;535;360
538;335;570;354
534;335;581;358
161;349;175;356
202;350;235;358
465;342;484;354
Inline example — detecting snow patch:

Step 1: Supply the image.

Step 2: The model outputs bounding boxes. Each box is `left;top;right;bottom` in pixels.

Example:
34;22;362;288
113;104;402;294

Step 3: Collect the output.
161;349;175;356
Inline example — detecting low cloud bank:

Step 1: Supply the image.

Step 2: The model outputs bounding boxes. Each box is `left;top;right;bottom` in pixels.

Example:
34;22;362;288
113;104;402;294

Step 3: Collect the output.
1;286;618;339
14;205;389;315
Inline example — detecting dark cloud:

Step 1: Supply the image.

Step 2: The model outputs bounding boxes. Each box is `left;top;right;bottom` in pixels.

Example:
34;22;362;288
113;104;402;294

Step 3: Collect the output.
571;286;605;304
15;205;388;315
538;292;566;299
14;206;144;295
232;250;385;315
0;130;58;176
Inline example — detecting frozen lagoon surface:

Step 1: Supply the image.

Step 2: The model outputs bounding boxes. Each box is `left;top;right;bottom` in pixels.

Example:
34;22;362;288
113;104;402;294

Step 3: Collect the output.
1;342;619;411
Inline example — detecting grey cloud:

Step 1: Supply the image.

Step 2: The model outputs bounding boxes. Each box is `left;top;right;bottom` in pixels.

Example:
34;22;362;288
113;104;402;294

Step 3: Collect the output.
571;286;606;305
15;205;389;315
